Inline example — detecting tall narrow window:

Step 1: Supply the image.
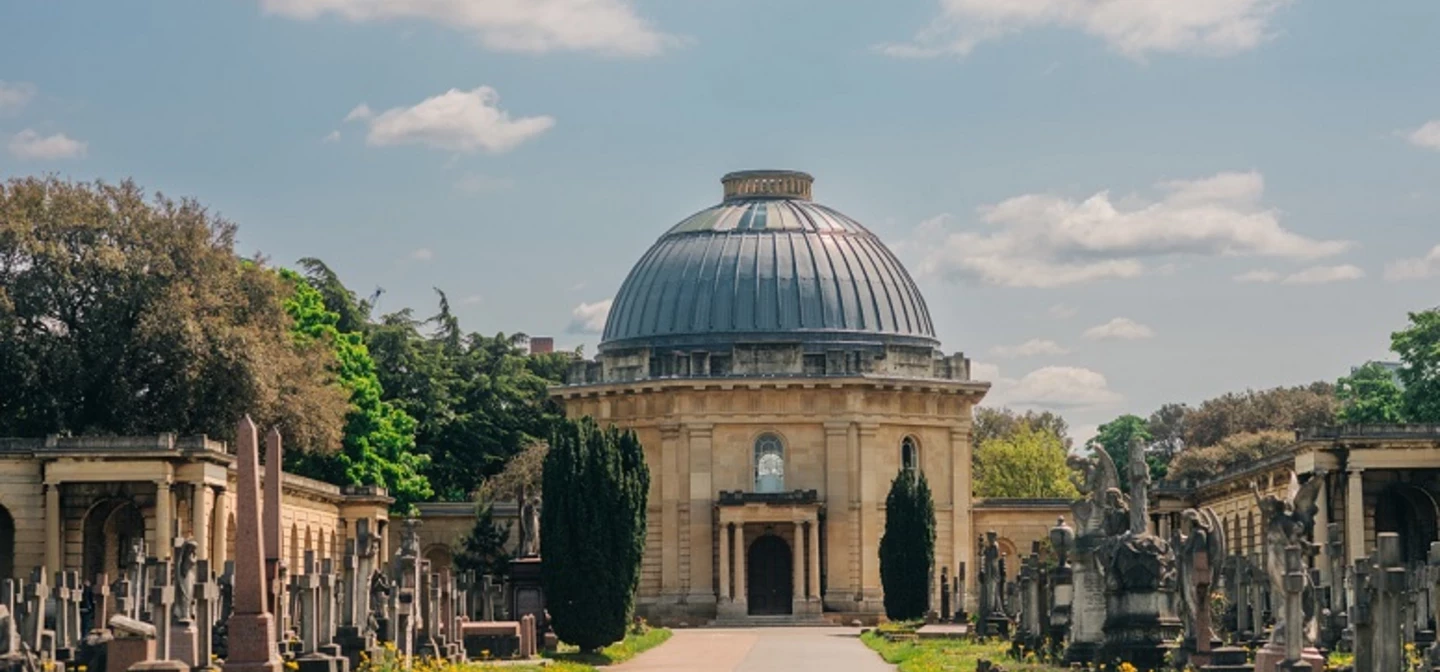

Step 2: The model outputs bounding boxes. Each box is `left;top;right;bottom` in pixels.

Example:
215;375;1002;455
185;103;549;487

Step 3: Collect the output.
754;433;785;493
901;436;919;474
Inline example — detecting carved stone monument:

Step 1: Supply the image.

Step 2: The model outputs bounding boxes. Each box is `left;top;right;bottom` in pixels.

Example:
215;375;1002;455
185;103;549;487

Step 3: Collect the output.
1098;438;1182;671
1252;473;1326;672
222;418;283;672
1065;448;1119;665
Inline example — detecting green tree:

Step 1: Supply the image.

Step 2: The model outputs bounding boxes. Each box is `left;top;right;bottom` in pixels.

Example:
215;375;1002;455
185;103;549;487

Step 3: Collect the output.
0;177;347;448
279;269;432;511
1147;403;1189;459
541;417;649;652
1393;310;1440;422
1336;362;1405;424
972;407;1072;472
454;500;513;578
973;426;1081;499
879;469;935;621
1166;430;1293;483
1181;382;1337;448
1088;415;1157;491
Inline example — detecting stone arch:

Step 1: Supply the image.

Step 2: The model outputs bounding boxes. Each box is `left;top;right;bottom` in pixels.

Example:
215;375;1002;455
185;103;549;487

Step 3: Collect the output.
1376;483;1439;565
81;499;145;584
0;504;13;580
424;544;454;575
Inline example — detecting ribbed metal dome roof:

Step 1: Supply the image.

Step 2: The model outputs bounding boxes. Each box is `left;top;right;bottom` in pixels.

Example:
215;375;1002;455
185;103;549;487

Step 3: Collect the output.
599;171;937;352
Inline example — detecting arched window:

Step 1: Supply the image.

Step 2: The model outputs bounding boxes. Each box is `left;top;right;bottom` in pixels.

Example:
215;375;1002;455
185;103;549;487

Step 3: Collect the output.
754;433;785;493
901;436;919;474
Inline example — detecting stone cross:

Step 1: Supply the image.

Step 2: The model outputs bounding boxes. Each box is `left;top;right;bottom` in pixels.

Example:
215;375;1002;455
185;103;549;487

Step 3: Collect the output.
91;574;111;632
113;577;134;621
53;571;73;654
23;567;49;658
149;559;176;659
318;558;336;648
65;572;81;650
196;560;220;669
1018;556;1037;645
479;575;494;622
1350;557;1374;672
425;570;441;651
341;539;358;629
125;539;147;620
222;417;282;672
295;551;320;653
1376;533;1404;672
355;519;377;633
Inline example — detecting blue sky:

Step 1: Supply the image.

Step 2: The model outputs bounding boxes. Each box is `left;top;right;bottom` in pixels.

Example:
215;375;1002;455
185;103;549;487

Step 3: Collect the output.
3;0;1439;441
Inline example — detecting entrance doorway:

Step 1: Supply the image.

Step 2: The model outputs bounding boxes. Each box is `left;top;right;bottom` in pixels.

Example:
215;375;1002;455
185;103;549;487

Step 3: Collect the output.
1375;484;1439;565
747;534;792;615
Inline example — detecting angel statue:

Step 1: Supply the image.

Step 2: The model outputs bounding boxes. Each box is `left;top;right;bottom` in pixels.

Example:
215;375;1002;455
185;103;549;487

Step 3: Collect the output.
1068;446;1124;537
1171;508;1226;641
1253;472;1323;649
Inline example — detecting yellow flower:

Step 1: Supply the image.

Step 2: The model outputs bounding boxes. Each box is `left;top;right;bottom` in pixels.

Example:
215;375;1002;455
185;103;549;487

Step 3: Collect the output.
1119;663;1139;672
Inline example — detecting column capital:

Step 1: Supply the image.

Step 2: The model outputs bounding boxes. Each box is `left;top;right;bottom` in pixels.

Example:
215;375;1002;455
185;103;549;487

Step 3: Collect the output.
857;422;880;438
686;423;714;439
659;422;681;439
823;421;851;435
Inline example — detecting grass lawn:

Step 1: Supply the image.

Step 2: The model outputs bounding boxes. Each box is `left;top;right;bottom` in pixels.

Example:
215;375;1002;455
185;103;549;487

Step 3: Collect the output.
410;627;672;672
860;631;1068;672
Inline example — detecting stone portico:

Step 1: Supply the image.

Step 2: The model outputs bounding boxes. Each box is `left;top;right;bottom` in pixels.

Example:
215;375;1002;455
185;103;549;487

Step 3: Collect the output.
714;490;824;620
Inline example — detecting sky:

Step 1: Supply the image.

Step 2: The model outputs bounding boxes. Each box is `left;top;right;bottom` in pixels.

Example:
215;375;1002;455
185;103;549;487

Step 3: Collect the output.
3;0;1439;443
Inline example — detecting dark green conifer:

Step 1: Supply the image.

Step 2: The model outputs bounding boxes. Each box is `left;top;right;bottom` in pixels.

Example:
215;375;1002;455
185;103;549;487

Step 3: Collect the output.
879;469;935;621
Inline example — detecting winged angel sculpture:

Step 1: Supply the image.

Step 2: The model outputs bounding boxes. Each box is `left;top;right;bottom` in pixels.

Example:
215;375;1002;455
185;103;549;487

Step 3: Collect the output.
1254;472;1324;648
1069;446;1127;538
1171;507;1226;640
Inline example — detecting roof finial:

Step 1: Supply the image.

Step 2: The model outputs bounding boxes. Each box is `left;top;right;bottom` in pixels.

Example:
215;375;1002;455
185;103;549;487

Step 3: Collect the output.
722;170;813;201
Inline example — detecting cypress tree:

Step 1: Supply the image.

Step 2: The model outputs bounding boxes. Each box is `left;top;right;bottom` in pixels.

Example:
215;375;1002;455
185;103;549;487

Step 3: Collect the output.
541;417;650;651
879;469;935;621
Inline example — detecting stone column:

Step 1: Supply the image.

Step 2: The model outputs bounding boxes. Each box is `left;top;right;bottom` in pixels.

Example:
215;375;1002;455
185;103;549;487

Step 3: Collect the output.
857;423;881;609
44;482;61;575
193;483;212;561
659;424;680;600
155;480;174;561
1311;470;1331;590
952;423;974;612
213;486;230;569
822;422;851;608
807;517;821;602
734;524;747;608
792;520;805;611
717;521;731;602
1347;470;1366;565
686;424;715;607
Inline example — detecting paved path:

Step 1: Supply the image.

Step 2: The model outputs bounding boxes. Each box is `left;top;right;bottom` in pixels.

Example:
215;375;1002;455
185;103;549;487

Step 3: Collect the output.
613;627;895;672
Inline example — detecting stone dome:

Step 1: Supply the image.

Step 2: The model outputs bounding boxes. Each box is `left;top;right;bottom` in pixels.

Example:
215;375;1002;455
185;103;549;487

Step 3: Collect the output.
599;170;937;353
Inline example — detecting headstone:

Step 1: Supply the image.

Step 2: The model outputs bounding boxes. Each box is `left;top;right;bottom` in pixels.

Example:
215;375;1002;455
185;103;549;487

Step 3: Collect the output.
939;567;951;622
1351;557;1374;672
1376;534;1404;672
54;570;74;660
195;560;219;670
23;568;51;660
170;537;201;670
955;562;968;624
106;615;156;672
293;552;319;654
317;558;338;655
478;576;494;622
91;575;111;633
147;559;176;663
222;418;283;672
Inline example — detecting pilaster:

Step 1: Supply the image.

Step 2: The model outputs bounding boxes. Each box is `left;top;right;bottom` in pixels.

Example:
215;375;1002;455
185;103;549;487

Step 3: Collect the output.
686;424;716;604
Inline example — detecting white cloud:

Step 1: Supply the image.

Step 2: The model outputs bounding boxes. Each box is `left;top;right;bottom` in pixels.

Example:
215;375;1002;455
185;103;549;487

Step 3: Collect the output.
1006;366;1123;409
1280;264;1365;285
0;81;36;111
567;299;613;334
1048;304;1078;319
454;173;516;194
1084;317;1155;341
345;87;553;154
1233;265;1366;285
989;338;1071;359
322;130;341;142
971;362;1120;411
913;171;1348;288
1406;120;1440;151
1234;269;1280;283
258;0;675;56
880;0;1292;59
1386;245;1440;281
408;248;434;262
7;129;87;160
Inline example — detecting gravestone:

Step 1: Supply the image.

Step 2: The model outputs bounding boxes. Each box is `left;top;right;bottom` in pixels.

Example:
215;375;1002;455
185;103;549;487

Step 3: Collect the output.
23;568;52;661
55;570;75;661
106;615;156;672
1427;542;1440;672
1350;557;1374;672
954;562;968;624
170;538;201;670
939;567;950;622
1375;534;1404;672
195;560;219;670
222;418;283;672
316;558;340;658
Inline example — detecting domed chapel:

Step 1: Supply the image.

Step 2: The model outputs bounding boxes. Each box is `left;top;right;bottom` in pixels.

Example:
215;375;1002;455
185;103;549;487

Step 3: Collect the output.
554;170;990;624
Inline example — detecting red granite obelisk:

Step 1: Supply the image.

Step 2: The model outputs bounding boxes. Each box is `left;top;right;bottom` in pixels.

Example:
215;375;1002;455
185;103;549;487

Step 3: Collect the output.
264;427;284;622
224;417;282;672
